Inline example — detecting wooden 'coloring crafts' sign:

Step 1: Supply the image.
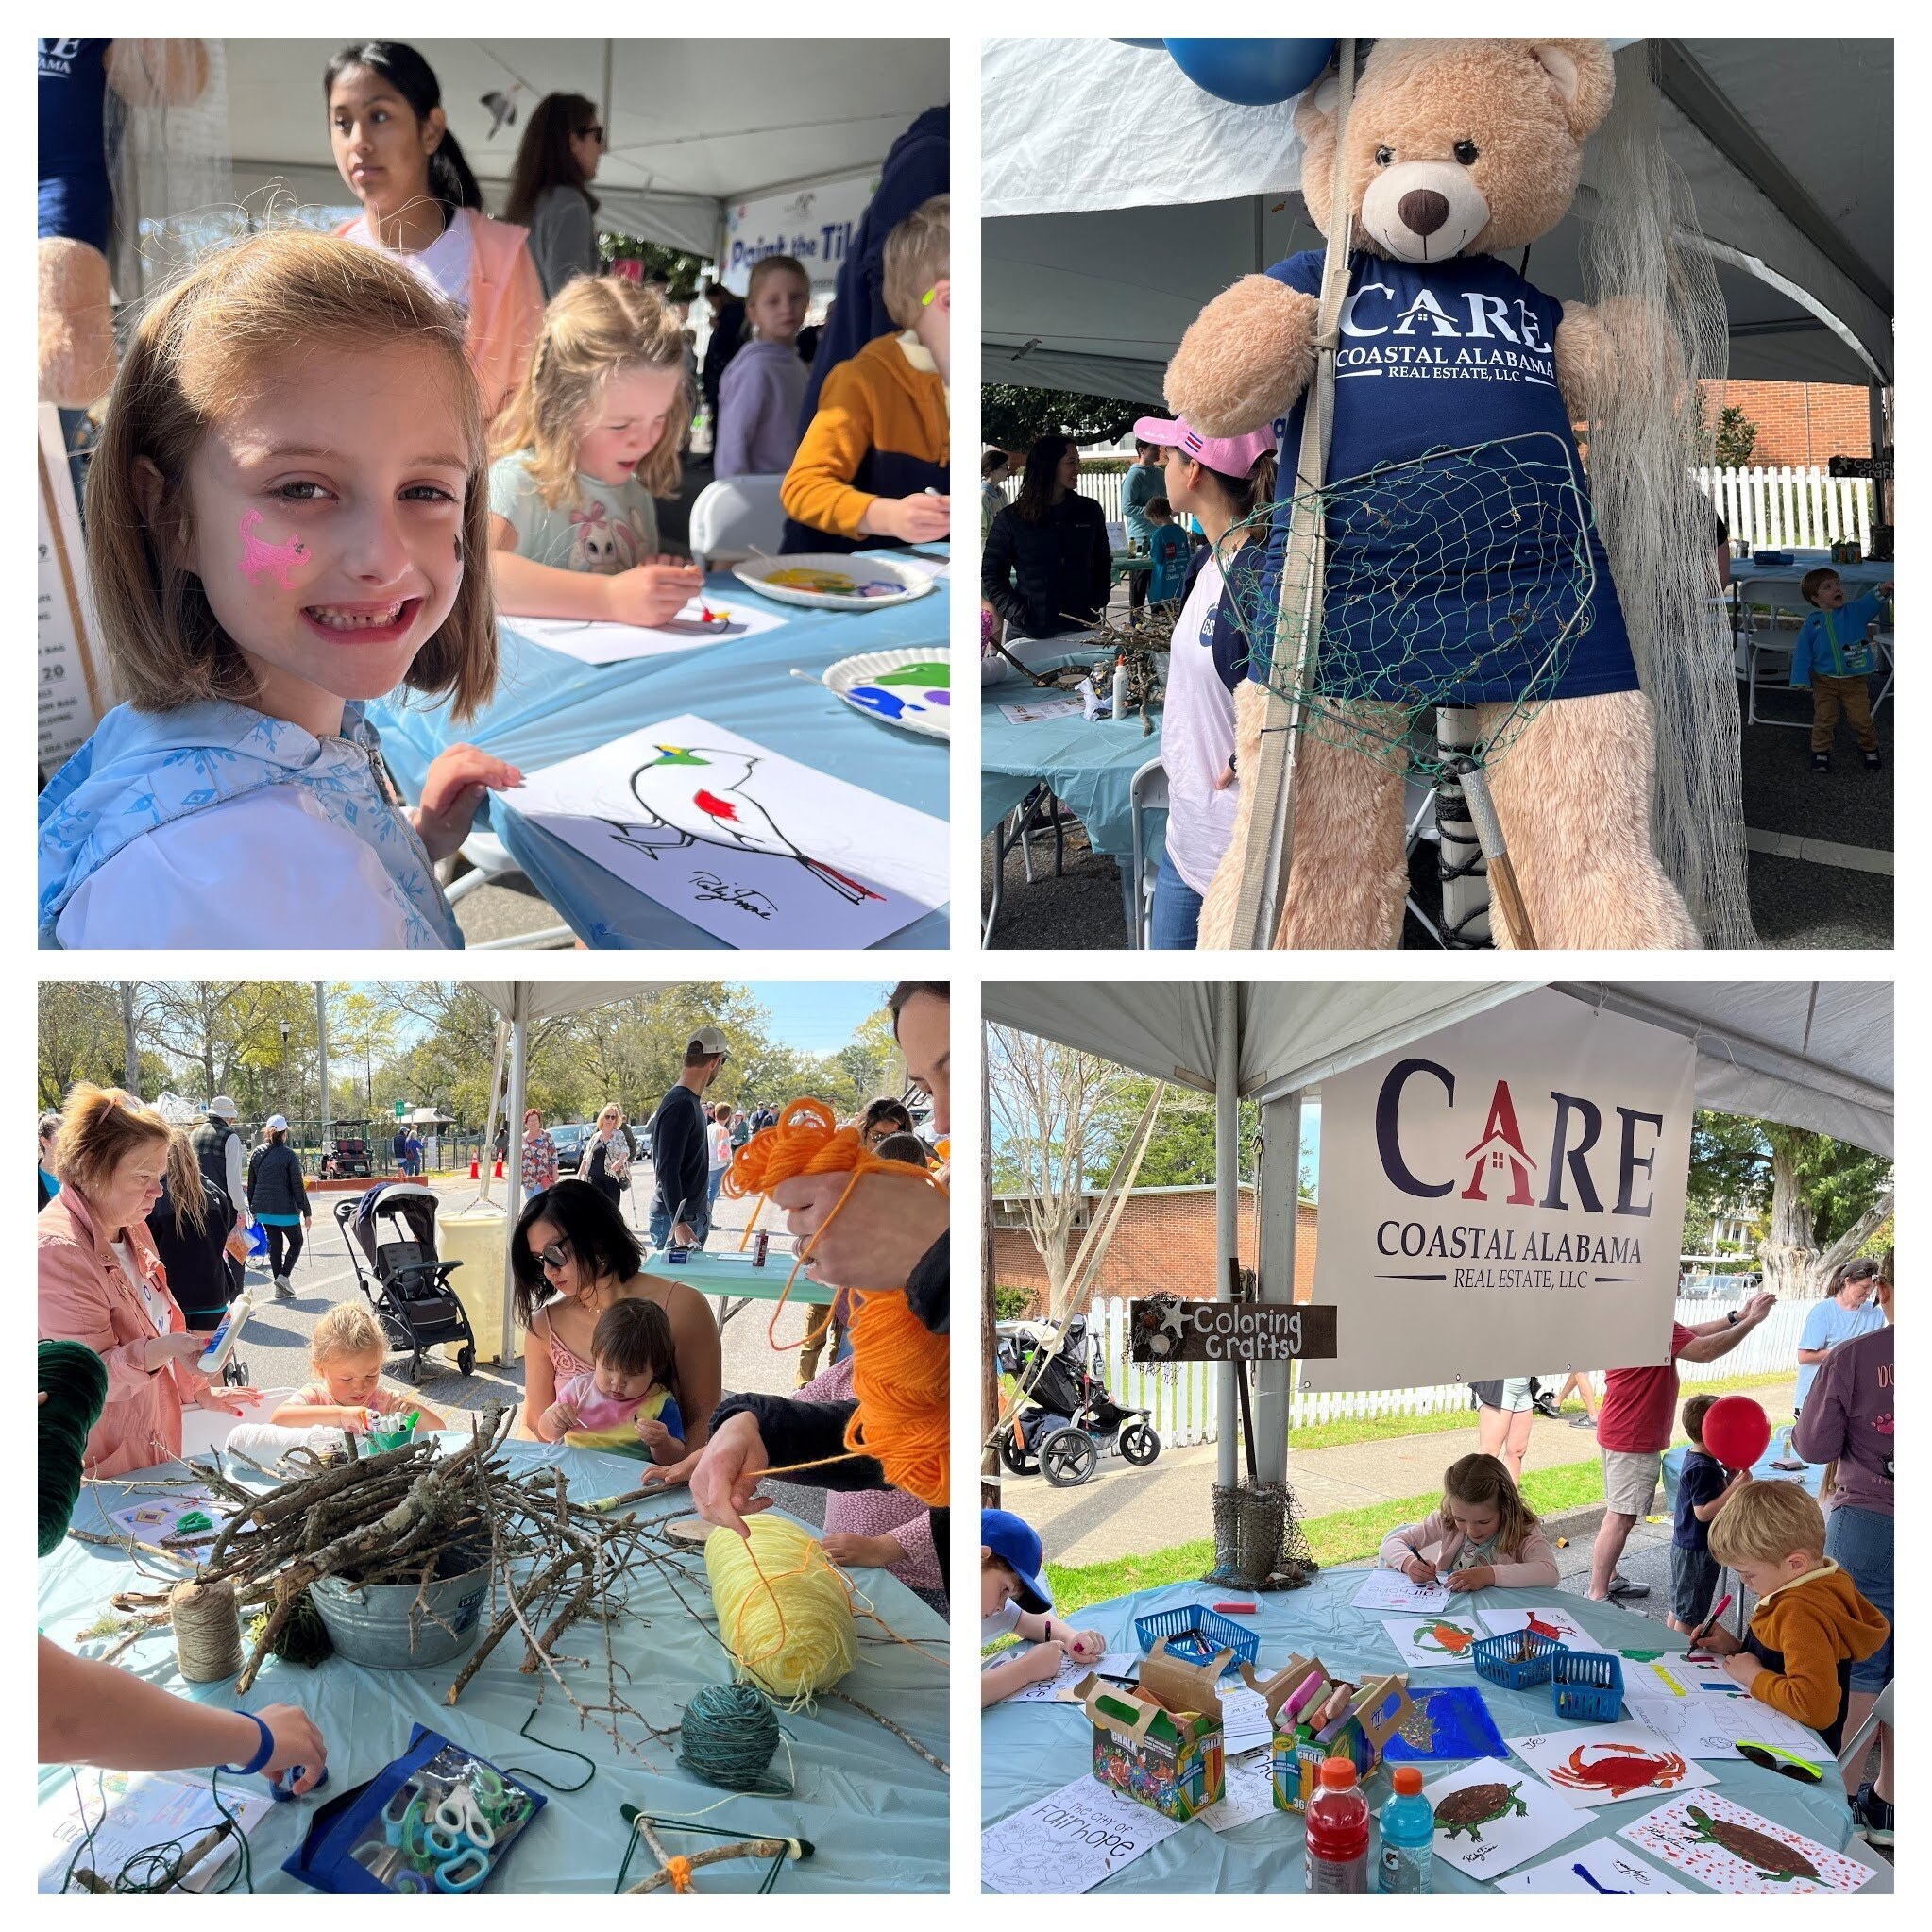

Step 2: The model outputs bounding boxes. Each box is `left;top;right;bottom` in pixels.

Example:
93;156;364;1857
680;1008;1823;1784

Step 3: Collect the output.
1128;1296;1337;1363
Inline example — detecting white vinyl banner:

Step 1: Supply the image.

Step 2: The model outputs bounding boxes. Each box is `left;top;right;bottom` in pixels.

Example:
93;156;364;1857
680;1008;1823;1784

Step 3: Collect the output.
721;173;876;294
1307;989;1696;1392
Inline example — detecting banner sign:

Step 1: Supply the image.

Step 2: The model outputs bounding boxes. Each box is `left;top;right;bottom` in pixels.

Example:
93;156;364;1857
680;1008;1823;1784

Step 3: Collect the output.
39;404;112;771
1308;989;1695;1391
722;173;876;294
1130;1297;1336;1363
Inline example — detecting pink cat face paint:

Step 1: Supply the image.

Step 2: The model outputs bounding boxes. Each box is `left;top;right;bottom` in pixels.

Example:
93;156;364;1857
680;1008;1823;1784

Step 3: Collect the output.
237;508;312;588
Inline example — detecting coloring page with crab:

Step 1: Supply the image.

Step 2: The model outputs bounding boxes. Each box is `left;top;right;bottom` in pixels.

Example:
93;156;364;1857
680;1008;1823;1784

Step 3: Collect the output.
1494;1836;1691;1894
1349;1568;1454;1615
1504;1722;1718;1809
1476;1602;1613;1654
1616;1792;1877;1894
1419;1756;1595;1878
1380;1615;1483;1669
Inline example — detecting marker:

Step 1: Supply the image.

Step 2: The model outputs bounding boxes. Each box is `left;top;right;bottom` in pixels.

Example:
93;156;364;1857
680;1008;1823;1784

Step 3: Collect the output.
1212;1602;1258;1615
1687;1594;1733;1648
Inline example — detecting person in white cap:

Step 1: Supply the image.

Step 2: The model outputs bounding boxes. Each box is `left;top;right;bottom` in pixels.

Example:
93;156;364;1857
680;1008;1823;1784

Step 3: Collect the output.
190;1096;248;1246
246;1114;311;1298
1129;413;1278;949
647;1026;729;1252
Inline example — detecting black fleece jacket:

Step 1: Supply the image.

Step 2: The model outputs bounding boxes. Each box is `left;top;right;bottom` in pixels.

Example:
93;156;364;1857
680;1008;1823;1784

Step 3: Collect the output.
982;494;1111;637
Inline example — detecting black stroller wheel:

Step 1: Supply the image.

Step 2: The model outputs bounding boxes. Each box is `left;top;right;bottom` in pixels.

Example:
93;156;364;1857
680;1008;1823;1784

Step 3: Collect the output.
1118;1419;1161;1466
223;1356;250;1389
1040;1426;1098;1488
456;1344;476;1378
997;1426;1039;1478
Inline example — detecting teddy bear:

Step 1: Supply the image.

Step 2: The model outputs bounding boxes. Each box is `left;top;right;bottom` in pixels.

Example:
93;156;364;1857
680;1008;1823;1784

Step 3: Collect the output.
39;39;210;408
1165;39;1702;950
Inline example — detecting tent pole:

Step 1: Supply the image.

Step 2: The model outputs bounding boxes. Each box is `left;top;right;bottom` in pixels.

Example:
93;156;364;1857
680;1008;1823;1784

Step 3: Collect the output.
314;983;330;1144
602;40;614;148
499;986;530;1367
1214;981;1239;1490
1254;1092;1301;1486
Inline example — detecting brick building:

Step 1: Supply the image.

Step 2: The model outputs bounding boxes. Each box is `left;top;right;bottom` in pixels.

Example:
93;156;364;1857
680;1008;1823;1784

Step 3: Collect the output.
991;1184;1318;1310
1700;379;1873;469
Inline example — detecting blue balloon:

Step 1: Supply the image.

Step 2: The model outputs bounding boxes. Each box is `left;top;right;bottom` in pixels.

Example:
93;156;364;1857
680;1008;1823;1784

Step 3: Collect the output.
1163;39;1335;107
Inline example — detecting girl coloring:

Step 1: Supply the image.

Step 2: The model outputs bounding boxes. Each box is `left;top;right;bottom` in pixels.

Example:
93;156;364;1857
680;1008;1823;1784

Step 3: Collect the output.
488;275;703;625
272;1301;447;1433
39;229;519;950
1379;1452;1560;1591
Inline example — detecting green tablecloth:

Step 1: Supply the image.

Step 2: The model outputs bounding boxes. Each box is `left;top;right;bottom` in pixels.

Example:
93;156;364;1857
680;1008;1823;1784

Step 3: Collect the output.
982;1567;1882;1893
41;1440;947;1892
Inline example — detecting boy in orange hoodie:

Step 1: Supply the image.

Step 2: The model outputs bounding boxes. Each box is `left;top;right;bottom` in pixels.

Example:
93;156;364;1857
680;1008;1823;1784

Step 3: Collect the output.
779;195;949;555
1702;1479;1889;1754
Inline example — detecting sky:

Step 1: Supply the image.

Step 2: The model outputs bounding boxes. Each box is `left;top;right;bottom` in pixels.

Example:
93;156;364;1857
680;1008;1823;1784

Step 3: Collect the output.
743;981;895;1055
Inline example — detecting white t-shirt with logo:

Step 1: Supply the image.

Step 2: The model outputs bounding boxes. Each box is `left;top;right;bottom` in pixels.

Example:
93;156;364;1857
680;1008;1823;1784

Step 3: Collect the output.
1159;552;1242;896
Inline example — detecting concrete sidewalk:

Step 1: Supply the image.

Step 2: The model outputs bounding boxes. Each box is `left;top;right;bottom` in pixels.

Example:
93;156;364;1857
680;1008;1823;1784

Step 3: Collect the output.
1009;1378;1798;1568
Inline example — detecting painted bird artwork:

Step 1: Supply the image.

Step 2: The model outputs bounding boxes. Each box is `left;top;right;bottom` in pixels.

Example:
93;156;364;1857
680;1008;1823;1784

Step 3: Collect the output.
606;742;885;907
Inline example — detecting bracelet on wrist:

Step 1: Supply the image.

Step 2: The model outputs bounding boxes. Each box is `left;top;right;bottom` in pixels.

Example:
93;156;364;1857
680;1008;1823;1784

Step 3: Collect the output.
221;1711;275;1777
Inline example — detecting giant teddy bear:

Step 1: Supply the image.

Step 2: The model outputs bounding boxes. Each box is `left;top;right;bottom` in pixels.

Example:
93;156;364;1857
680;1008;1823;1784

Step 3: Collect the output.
39;38;210;408
1166;39;1702;950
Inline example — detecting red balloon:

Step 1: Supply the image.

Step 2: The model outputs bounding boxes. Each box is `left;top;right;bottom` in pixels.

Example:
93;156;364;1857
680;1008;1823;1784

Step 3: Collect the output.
1703;1395;1771;1471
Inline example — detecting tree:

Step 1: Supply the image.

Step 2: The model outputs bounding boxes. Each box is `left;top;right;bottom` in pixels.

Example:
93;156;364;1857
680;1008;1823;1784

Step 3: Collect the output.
1693;388;1760;468
1088;1079;1260;1189
330;989;400;1116
596;233;706;294
981;384;1162;451
987;1025;1134;1306
38;983;127;1107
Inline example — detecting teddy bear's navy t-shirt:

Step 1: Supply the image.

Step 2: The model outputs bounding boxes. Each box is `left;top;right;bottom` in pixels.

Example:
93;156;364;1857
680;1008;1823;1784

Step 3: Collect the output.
1254;247;1638;707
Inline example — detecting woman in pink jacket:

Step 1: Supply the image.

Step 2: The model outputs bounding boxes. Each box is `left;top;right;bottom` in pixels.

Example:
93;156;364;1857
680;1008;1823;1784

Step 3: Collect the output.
37;1085;257;1477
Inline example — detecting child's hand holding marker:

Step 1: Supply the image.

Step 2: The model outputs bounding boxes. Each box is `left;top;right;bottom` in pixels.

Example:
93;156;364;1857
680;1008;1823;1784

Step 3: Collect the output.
1022;1640;1068;1685
603;555;705;629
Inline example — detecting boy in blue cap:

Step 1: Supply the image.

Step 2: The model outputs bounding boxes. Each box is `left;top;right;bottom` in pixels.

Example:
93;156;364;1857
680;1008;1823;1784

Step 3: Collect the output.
981;1506;1105;1706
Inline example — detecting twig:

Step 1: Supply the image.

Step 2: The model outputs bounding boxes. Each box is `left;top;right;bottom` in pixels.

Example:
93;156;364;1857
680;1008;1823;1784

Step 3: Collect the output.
827;1689;948;1775
626;1836;803;1895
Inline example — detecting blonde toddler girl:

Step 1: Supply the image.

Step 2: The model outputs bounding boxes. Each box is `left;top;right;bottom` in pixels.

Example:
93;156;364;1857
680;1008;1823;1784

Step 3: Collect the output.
272;1301;447;1433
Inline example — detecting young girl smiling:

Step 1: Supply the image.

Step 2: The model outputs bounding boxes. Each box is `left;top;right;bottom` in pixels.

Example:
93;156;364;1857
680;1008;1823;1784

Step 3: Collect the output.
39;229;519;949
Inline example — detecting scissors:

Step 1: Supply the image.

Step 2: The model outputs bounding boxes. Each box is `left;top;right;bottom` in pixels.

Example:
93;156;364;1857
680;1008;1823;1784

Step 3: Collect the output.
426;1782;497;1856
375;1778;492;1892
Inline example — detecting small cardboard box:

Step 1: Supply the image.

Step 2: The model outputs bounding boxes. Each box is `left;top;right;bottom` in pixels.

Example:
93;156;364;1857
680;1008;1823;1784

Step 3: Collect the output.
1239;1656;1415;1813
1079;1639;1229;1822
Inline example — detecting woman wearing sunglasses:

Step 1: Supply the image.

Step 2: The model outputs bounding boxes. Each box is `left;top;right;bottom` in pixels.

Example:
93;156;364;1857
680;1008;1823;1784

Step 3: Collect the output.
510;1179;721;1452
502;92;606;301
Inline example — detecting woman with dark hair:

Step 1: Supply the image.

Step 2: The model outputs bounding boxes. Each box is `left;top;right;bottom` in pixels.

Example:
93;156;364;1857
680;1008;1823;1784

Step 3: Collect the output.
324;41;543;422
511;1178;721;1451
246;1116;311;1301
981;435;1110;639
502;93;604;299
858;1096;916;1150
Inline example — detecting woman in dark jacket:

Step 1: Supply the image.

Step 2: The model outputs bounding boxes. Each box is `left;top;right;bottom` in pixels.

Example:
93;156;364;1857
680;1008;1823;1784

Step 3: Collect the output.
148;1167;238;1333
246;1120;312;1301
981;435;1111;639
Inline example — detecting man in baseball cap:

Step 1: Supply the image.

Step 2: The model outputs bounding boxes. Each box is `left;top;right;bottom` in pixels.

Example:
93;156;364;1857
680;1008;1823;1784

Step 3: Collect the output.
647;1025;730;1252
980;1506;1109;1706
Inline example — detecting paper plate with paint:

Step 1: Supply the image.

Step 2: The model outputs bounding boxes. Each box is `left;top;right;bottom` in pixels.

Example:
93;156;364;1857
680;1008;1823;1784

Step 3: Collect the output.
823;649;951;739
732;552;938;610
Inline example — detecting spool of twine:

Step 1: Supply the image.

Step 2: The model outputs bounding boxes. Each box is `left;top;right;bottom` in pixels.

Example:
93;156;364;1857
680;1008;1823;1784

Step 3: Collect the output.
704;1516;856;1707
171;1580;244;1683
677;1683;788;1792
39;1340;109;1557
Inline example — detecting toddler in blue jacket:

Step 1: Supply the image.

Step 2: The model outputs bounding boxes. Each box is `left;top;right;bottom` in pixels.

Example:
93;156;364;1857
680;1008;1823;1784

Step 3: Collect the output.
1791;568;1891;771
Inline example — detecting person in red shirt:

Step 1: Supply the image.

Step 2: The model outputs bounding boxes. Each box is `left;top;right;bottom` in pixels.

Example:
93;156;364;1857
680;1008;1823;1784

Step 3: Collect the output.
1588;1291;1777;1602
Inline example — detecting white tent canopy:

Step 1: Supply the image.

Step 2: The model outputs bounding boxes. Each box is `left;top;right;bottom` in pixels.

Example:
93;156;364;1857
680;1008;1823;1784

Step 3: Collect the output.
984;38;1891;400
223;39;948;260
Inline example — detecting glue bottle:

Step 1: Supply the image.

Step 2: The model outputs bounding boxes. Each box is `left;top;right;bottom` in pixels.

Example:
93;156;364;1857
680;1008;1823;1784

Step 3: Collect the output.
1304;1757;1370;1893
195;1294;255;1377
1110;654;1129;722
1378;1764;1433;1893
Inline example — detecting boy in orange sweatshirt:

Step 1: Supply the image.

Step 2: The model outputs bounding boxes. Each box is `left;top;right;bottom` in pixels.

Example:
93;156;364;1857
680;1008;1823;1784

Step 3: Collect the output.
1702;1479;1889;1754
779;195;949;555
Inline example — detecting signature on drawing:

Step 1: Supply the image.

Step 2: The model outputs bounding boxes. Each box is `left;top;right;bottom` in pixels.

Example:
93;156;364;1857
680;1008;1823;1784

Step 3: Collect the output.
690;871;775;919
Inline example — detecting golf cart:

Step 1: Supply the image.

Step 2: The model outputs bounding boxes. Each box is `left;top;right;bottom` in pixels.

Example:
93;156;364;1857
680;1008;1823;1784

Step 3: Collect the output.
320;1121;372;1180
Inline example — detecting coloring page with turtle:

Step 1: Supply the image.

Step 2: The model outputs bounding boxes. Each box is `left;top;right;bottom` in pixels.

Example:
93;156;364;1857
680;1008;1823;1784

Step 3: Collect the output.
1420;1756;1596;1878
1502;1721;1719;1809
1616;1792;1878;1894
503;714;948;948
511;599;788;666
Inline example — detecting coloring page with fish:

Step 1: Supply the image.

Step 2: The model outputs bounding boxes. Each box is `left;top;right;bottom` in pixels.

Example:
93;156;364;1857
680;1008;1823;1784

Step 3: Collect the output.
510;600;787;665
1381;1614;1483;1668
1504;1721;1717;1809
1494;1837;1690;1894
504;715;947;949
1383;1686;1510;1764
1616;1791;1877;1894
1420;1755;1596;1878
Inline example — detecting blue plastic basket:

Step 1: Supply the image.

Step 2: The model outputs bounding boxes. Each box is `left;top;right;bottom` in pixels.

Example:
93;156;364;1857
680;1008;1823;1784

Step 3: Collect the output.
1551;1649;1624;1722
1470;1628;1566;1690
1132;1604;1261;1674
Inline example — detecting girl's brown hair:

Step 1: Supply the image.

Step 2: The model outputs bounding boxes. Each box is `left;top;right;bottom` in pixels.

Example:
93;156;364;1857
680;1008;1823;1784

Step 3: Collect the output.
501;92;602;229
85;228;498;720
591;1297;674;1382
490;275;689;510
1442;1451;1539;1556
53;1082;182;1211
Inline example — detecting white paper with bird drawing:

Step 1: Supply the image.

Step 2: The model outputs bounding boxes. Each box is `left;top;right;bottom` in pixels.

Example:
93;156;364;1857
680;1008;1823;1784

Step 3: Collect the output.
511;601;788;666
504;715;948;947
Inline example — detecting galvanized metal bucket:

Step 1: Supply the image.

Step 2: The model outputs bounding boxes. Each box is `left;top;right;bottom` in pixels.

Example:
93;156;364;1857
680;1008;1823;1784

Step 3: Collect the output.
311;1554;490;1669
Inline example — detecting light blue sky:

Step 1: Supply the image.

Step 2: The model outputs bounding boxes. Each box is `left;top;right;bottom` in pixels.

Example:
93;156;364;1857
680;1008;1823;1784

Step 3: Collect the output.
744;981;895;1054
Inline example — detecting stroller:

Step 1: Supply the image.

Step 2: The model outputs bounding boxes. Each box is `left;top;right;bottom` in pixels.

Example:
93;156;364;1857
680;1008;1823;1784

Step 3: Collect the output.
995;1315;1161;1487
334;1183;478;1383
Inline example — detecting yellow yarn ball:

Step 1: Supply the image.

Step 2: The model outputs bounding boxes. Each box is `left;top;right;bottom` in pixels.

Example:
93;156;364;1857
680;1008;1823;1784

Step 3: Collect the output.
704;1515;856;1707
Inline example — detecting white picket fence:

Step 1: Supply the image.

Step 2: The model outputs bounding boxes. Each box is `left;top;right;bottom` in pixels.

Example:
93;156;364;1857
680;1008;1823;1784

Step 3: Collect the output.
1088;1295;1810;1449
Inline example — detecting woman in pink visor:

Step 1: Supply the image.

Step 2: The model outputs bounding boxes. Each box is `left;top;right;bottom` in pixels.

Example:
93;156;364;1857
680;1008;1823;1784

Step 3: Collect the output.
1134;415;1276;949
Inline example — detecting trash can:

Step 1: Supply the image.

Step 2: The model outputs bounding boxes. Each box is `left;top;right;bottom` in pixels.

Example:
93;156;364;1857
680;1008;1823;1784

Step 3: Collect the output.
437;1202;519;1364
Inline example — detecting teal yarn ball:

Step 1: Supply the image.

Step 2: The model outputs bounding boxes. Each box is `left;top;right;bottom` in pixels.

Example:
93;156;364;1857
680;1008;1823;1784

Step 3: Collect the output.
40;1341;109;1557
678;1683;788;1793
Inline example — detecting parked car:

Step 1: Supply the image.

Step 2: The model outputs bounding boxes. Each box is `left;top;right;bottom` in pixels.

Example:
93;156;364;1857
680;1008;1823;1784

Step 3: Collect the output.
551;1123;589;1175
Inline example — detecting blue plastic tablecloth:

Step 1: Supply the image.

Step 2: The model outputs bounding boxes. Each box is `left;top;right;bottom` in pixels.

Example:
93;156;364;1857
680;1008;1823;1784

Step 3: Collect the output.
371;555;949;948
981;686;1164;862
1661;1437;1825;1514
982;1567;1880;1893
40;1440;949;1892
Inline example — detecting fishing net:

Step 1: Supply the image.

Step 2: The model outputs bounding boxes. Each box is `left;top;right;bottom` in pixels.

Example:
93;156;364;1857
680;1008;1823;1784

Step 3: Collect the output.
105;40;235;300
1212;430;1600;781
1209;1478;1318;1593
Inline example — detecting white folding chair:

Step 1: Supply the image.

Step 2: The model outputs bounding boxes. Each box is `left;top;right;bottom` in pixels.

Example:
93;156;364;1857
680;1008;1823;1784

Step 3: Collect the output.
1736;577;1812;729
1127;755;1168;950
686;474;786;567
1871;624;1894;717
1836;1679;1893;1784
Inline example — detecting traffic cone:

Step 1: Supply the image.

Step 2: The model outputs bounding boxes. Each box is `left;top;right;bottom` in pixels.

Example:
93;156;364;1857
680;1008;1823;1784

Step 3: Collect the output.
469;1156;479;1178
494;1157;505;1178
